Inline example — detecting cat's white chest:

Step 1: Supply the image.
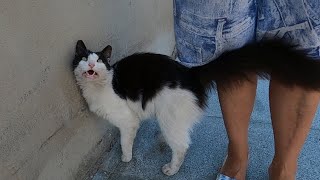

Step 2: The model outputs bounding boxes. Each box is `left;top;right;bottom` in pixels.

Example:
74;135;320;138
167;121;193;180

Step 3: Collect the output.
82;85;133;127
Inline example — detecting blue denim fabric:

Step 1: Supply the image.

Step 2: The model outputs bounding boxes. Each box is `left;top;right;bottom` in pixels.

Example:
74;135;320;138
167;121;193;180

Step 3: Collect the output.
174;0;320;67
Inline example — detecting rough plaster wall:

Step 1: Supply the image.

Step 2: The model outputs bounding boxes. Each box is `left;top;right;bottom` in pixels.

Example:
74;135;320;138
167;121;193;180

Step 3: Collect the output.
0;0;174;179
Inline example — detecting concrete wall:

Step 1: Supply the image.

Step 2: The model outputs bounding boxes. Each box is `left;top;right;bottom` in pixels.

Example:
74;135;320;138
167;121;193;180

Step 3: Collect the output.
0;0;174;179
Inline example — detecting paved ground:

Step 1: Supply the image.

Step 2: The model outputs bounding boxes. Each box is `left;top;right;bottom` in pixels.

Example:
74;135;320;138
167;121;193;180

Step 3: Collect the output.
90;80;320;180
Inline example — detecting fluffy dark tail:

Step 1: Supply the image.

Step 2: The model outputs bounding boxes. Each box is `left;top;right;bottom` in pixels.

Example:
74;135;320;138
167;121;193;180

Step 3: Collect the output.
190;40;320;91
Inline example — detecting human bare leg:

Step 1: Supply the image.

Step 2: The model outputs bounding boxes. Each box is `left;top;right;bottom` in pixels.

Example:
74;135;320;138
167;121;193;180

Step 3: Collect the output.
217;75;258;180
268;79;320;180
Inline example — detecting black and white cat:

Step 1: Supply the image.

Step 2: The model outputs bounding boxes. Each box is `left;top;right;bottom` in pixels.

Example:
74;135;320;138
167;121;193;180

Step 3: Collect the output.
72;40;320;176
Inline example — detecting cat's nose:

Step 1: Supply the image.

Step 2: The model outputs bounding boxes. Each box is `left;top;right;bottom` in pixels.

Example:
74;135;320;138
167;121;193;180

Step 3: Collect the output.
88;63;95;68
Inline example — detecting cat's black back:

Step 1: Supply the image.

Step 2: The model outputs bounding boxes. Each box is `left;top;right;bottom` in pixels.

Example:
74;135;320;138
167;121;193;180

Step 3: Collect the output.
111;53;207;110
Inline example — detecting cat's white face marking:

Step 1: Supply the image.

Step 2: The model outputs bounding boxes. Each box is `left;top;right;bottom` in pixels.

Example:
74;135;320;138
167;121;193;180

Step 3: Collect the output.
74;53;109;83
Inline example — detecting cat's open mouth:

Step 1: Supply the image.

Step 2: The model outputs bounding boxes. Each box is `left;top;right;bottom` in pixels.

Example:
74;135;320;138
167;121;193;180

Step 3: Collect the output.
83;70;98;79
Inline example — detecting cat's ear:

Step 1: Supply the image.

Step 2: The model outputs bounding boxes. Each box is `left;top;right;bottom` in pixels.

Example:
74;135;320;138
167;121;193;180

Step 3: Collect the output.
76;40;87;56
101;45;112;59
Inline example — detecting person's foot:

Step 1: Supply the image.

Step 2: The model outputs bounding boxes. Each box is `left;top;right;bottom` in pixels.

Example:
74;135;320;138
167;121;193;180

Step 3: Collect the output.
219;154;248;180
268;159;297;180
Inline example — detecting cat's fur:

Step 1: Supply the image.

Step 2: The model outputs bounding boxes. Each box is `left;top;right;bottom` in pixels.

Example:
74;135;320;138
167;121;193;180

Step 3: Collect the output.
72;39;320;176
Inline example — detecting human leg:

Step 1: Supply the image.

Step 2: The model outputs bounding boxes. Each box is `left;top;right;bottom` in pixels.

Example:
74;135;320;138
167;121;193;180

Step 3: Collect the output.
256;0;320;179
268;79;320;180
174;0;258;179
217;75;257;180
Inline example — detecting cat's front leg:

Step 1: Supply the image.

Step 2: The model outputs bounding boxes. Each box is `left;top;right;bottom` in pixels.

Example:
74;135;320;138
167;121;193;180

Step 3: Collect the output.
119;122;139;162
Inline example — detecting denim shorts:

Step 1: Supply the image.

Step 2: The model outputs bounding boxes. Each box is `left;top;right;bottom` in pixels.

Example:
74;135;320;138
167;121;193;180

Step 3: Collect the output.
174;0;320;67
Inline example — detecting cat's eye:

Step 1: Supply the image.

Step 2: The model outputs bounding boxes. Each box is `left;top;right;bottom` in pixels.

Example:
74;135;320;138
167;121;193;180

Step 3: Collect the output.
82;57;87;61
98;59;102;63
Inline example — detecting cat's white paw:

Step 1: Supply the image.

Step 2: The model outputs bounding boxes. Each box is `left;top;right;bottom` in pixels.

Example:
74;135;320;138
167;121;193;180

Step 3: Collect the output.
162;163;179;176
121;154;132;162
